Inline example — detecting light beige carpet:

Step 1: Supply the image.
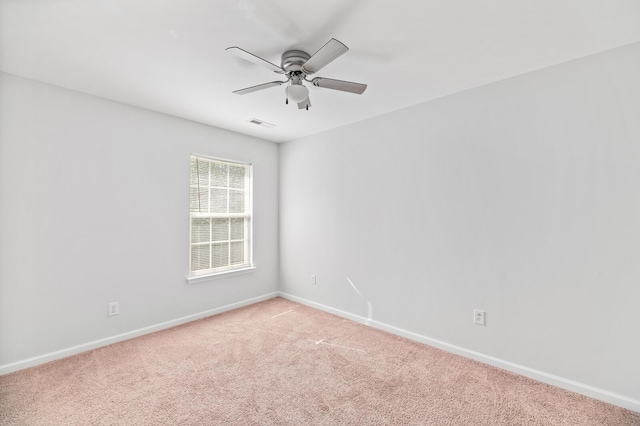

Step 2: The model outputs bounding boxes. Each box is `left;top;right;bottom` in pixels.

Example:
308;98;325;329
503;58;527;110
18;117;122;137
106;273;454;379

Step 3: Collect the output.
1;297;638;425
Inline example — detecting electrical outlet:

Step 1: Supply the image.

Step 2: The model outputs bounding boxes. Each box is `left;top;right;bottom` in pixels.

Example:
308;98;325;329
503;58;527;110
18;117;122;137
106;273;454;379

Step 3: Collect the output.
311;275;317;285
474;309;486;326
108;302;119;316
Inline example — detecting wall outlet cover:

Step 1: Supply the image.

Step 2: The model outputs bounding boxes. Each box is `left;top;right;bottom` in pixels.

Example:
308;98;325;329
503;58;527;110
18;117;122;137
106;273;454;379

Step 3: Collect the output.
108;302;119;316
474;309;486;326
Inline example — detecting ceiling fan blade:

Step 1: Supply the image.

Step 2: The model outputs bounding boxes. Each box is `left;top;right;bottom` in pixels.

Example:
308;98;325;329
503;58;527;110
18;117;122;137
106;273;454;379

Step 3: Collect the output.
226;47;284;74
301;38;348;74
311;77;367;94
233;81;284;95
297;97;311;110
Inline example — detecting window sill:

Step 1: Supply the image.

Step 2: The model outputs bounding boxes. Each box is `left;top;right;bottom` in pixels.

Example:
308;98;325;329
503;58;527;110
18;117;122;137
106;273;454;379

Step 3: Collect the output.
186;267;256;284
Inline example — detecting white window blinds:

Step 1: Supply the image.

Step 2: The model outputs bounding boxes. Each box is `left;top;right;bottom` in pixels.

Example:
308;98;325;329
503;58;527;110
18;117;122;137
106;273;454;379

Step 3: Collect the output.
189;156;252;276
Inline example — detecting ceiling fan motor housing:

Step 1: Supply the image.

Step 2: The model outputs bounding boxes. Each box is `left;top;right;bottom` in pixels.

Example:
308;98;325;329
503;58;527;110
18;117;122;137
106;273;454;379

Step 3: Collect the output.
281;50;311;73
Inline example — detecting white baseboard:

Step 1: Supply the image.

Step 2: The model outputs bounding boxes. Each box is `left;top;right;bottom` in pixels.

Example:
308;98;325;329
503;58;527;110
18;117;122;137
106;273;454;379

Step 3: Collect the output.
278;291;640;413
0;292;279;376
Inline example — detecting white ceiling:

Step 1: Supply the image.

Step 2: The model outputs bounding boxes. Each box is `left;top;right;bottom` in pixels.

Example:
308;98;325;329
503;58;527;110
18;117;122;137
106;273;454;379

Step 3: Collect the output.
2;0;639;143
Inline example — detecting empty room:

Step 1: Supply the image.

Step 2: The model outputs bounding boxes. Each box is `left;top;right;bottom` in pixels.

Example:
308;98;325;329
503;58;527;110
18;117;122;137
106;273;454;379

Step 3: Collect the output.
1;0;639;424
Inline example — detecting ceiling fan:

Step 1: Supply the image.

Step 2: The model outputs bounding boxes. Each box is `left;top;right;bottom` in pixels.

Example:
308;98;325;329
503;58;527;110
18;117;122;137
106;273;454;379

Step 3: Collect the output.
226;38;367;110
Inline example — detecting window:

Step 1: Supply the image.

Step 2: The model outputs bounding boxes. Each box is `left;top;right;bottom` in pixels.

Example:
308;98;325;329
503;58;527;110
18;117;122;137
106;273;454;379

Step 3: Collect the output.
189;155;252;277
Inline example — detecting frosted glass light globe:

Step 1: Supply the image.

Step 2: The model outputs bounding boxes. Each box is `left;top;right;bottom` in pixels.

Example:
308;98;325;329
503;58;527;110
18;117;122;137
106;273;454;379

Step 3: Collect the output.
286;84;309;103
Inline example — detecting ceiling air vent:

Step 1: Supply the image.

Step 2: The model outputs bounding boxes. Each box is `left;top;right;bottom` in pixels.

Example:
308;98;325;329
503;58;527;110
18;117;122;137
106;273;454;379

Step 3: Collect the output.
248;118;275;129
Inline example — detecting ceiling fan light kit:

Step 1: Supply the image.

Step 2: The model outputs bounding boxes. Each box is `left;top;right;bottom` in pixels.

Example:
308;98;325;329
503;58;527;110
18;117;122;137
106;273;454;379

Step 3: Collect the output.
286;83;309;103
226;38;367;111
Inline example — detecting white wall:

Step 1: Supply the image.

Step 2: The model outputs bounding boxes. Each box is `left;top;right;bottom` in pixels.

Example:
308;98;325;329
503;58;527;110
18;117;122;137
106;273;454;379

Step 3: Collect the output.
279;42;640;402
0;72;279;368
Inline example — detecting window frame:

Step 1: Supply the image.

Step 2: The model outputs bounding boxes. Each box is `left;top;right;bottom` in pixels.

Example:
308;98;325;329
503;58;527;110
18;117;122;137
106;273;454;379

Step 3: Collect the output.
188;154;254;280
